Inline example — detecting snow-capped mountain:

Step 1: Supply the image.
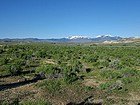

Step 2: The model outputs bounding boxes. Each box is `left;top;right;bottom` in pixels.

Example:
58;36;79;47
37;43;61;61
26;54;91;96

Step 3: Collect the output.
0;35;123;43
96;34;113;38
94;35;122;41
48;35;122;43
66;36;90;39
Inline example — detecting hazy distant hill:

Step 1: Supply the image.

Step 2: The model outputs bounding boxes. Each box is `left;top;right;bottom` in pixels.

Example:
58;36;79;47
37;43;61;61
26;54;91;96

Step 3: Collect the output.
103;37;140;44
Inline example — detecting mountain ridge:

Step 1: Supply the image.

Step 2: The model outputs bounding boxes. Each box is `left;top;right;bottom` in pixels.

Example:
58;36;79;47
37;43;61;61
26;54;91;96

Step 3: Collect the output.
0;35;134;43
47;35;122;43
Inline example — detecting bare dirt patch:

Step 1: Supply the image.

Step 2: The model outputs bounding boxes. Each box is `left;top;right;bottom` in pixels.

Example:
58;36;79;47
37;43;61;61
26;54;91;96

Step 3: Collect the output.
0;76;24;85
83;78;104;87
127;92;140;105
0;83;44;104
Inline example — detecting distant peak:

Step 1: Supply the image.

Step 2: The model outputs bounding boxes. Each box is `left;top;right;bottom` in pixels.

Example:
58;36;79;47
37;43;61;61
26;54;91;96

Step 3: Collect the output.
134;36;140;38
96;34;113;38
66;36;90;39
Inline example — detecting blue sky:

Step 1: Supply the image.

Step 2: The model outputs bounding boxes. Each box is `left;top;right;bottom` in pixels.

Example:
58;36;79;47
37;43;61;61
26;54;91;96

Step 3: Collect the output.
0;0;140;39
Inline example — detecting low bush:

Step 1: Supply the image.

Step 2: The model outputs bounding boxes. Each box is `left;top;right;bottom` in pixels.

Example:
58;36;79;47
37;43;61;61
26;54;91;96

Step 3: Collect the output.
100;80;124;91
37;79;62;95
100;70;122;79
21;99;51;105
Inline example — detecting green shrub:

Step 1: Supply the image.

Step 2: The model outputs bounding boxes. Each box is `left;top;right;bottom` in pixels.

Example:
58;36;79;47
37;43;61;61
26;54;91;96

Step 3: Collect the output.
98;60;109;69
9;64;22;75
121;67;137;77
122;77;138;84
64;72;78;84
100;80;123;91
36;64;61;75
84;86;94;92
21;99;51;105
100;70;122;79
100;81;114;90
0;58;9;65
37;79;62;95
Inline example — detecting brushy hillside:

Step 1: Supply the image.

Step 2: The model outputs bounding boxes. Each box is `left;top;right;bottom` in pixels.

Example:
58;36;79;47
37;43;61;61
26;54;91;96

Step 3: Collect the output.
0;41;140;105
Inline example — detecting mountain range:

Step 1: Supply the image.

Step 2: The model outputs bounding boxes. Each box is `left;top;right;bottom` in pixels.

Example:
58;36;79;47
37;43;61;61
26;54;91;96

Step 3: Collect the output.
0;35;126;43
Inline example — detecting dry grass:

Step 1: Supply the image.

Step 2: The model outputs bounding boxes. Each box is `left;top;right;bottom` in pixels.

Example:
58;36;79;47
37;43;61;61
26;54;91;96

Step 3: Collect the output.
0;84;43;103
42;59;57;65
0;76;24;85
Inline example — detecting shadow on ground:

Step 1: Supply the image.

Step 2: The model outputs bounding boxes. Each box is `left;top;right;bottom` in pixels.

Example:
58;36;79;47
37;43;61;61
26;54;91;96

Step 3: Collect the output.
0;77;42;91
